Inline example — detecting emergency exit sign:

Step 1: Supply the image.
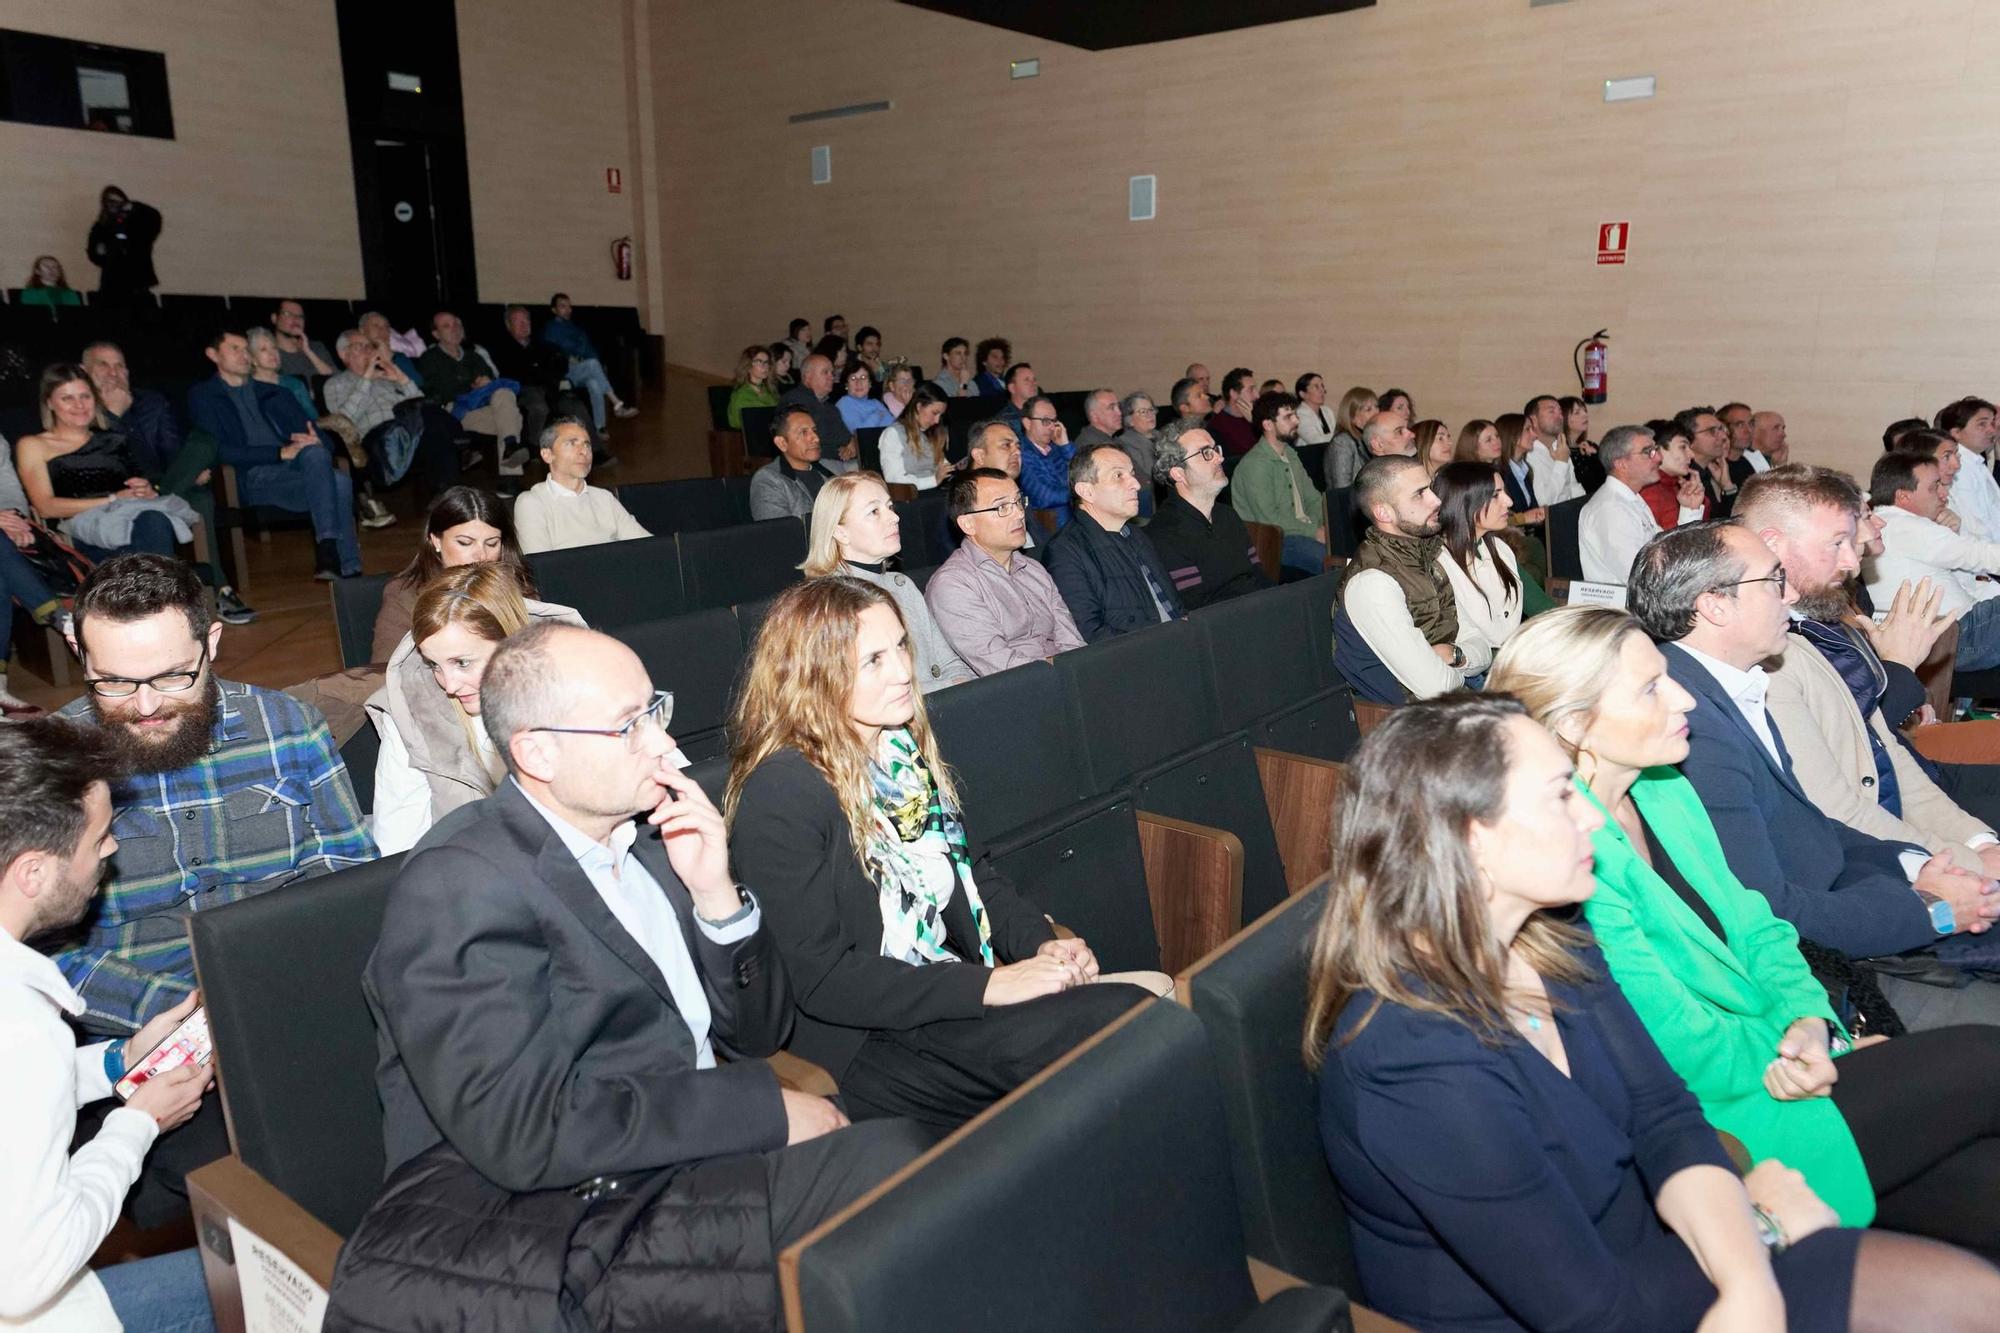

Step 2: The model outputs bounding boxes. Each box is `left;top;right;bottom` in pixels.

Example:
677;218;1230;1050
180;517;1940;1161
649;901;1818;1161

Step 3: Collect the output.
1597;222;1629;266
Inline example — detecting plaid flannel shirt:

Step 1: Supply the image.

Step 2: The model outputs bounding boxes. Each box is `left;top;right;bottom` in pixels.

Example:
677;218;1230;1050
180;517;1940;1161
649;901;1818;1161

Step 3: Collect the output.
50;680;376;1034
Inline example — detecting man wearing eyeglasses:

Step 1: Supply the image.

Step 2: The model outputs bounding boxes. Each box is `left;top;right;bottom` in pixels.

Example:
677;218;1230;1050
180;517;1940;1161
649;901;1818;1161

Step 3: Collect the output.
927;468;1084;676
1142;425;1270;610
1678;405;1739;517
50;554;373;1220
1015;393;1075;529
1577;424;1668;585
339;622;927;1325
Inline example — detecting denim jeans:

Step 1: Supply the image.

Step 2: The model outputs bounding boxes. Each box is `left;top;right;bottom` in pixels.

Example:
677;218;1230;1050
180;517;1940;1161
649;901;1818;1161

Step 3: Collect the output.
566;356;616;430
241;445;360;574
0;536;61;661
97;1247;216;1332
1955;597;2000;672
1280;534;1328;576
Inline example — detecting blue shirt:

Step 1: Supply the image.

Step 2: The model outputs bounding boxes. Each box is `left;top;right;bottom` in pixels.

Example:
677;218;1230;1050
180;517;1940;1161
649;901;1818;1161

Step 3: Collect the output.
540;317;600;363
837;395;894;432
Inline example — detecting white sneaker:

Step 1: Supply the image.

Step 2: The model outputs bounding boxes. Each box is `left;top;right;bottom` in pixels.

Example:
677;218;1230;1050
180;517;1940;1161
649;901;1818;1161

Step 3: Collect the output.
359;496;398;528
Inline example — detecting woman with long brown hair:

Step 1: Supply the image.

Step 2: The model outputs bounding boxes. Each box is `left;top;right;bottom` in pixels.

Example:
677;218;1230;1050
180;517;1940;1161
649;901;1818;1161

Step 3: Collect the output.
366;561;581;853
370;485;533;662
1305;694;1999;1332
725;577;1163;1133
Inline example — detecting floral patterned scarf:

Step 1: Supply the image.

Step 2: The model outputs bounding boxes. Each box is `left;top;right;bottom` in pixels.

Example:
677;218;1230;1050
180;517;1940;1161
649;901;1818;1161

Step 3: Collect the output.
864;727;993;967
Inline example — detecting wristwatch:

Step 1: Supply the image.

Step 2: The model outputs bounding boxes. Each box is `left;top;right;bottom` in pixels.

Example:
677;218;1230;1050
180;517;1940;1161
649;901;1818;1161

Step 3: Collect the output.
1918;890;1955;936
1447;644;1466;669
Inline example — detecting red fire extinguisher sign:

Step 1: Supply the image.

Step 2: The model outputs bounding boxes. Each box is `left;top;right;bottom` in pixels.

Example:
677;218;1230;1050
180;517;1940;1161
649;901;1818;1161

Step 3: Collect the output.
607;168;623;195
1596;222;1629;266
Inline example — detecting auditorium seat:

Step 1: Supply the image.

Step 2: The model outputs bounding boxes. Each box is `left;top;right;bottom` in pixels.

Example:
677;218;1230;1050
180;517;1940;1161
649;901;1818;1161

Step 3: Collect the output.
1176;881;1359;1296
1547;495;1586;581
678;517;806;610
1324;489;1363;561
705;384;733;431
781;1000;1351;1333
1193;582;1359;764
1296;442;1328;493
617;476;753;533
926;661;1090;853
733;593;776;650
740;405;778;460
332;572;392;670
609;606;744;762
1299;573;1339;687
942;393;1005;461
526;533;685;627
855;425;885;476
893;488;951;568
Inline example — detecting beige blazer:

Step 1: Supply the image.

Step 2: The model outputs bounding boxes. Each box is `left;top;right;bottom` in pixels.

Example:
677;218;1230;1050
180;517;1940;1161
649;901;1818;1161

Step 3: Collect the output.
1765;629;1991;871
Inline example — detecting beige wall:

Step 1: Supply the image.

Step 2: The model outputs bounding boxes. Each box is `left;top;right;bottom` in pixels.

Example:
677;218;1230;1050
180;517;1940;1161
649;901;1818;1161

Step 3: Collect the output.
458;0;640;308
0;1;363;298
650;0;2000;478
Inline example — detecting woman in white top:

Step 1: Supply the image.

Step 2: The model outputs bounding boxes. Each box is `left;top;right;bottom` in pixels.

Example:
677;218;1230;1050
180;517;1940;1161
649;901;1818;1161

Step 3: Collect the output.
1433;462;1528;653
877;382;952;492
367;562;585;853
1294;372;1337;446
800;471;972;691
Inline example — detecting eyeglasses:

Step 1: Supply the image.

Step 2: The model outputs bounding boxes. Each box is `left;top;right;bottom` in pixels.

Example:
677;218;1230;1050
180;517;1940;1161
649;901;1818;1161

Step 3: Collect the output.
1185;443;1223;463
1717;568;1788;598
966;496;1027;518
528;690;673;752
84;645;210;699
1026;415;1060;426
1130;405;1158;416
1639;444;1663;457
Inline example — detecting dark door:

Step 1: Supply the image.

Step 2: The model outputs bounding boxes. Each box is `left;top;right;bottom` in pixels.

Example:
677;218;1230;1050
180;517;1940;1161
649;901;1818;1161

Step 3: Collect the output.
372;139;442;311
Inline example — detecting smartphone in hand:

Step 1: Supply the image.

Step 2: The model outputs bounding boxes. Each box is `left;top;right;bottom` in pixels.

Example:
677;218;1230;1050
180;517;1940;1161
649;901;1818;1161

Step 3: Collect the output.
115;1007;212;1100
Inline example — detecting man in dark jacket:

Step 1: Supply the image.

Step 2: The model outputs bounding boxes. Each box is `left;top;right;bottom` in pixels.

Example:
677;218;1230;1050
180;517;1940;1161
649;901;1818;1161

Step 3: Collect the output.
1144;425;1270;610
331;624;926;1329
1045;442;1185;641
86;185;161;300
488;305;609;464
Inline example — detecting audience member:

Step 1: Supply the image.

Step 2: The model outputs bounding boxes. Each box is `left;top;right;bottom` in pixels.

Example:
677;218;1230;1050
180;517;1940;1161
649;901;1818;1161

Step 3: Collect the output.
1864;449;2000;670
1016;392;1074;527
1522;393;1585;506
333;622;928;1327
962;418;1034;552
1294;372;1336;446
767;340;796;390
1115;391;1160;498
489;305;603;462
1578;424;1666;584
1145;425;1269;610
1185;363;1212;396
1639;416;1710;529
1495;412;1541;519
1433;461;1535;651
998;361;1039;433
357;310;424;385
932;336;977;398
268;299;337;395
852;325;884;380
779;353;860;469
189;332;363;579
244;326;318;421
1453;417;1503;466
21;254;82;306
801;473;971;691
368;563;583;854
750;404;837;520
879;361;917;419
878;383;951;491
726;344;779;429
417;310;527;480
541;292;637;429
1229;390;1326;574
1203;367;1258;458
1333;455;1489;702
1305;696;2000;1333
1073;388;1122;449
1562;394;1605;494
1326;386;1378;490
1359;410;1416;463
926;468;1083;674
781;317;812;371
1678;405;1738;516
1415;418;1454;475
1720;401;1755;479
86;186;161;301
1376;388;1412;421
725;578;1157;1135
1044;443;1184;641
1170;375;1212;428
974;338;1011;395
326;329;462;505
512;418;649;554
18;365;199;568
1628;522;2000;1028
0;435;67;715
1935;396;2000;541
0;717;220;1332
1491;611;2000;1258
1749;411;1790;472
372;486;529;663
836;362;893;432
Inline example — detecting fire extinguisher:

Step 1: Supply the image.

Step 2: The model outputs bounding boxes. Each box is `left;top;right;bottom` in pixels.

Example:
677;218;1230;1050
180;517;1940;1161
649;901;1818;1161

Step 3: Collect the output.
611;236;633;282
1574;329;1609;405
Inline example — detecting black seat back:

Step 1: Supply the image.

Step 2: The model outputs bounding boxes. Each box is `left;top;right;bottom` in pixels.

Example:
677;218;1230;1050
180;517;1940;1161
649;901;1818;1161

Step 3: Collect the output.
855;425;885;475
705;384;733;431
526;534;685;627
618;477;753;534
609;607;745;763
894;488;951;568
1325;488;1363;560
340;719;381;817
982;793;1160;973
927;661;1088;851
332;573;393;670
1548;495;1586;581
189;855;406;1235
740;405;778;459
1179;883;1356;1293
1195;585;1359;762
1299;573;1339;687
788;1002;1278;1333
678;518;806;610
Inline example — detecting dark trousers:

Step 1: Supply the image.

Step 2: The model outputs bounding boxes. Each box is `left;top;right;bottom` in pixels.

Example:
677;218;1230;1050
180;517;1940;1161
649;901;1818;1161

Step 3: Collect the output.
838;982;1151;1136
362;407;462;496
1933;759;2000;831
73;1087;231;1229
1831;1023;2000;1261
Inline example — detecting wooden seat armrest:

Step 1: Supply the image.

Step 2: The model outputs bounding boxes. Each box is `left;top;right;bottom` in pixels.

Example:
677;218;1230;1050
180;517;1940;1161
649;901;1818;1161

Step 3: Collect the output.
1253;748;1347;894
1135;810;1244;975
1351;699;1395;737
768;1050;840;1098
188;1156;342;1333
1250;1258;1415;1332
885;483;919;502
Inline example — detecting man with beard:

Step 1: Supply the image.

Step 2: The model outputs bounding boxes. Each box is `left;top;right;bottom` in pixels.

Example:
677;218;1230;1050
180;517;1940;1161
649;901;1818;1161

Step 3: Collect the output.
0;717;218;1328
1227;390;1326;575
50;555;372;1220
1333;454;1490;703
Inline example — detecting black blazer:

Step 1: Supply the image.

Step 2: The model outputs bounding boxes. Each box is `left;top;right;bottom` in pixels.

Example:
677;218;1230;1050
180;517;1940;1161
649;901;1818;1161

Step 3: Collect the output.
365;779;791;1193
1043;510;1186;641
1660;643;1936;960
728;748;1056;1077
1501;459;1537;515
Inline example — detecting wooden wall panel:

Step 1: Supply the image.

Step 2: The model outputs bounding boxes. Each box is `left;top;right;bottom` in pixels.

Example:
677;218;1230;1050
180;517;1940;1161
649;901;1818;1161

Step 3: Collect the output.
649;0;2000;478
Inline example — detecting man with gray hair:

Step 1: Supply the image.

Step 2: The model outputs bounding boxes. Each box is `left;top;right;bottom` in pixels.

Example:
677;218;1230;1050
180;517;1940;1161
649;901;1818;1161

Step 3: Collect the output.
1073;389;1122;449
1360;411;1415;460
1144;424;1267;609
1577;424;1666;583
339;622;929;1324
1044;442;1183;640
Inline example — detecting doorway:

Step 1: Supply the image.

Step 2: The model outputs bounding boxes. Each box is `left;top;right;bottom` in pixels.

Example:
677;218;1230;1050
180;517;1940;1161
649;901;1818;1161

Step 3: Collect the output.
372;139;442;308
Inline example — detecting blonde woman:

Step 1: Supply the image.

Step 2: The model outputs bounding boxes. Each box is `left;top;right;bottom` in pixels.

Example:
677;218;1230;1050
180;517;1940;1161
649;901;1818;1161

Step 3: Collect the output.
877;382;952;491
802;471;971;691
725;577;1164;1134
1326;385;1379;489
366;562;583;853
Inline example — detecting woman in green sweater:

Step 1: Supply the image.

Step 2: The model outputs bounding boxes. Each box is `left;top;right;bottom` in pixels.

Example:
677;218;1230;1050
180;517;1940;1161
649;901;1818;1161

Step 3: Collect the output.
1225;392;1325;575
725;342;779;429
1489;606;2000;1258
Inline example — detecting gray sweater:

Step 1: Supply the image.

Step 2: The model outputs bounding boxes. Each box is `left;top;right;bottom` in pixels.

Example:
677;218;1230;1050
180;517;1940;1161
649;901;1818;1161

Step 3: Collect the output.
842;561;972;692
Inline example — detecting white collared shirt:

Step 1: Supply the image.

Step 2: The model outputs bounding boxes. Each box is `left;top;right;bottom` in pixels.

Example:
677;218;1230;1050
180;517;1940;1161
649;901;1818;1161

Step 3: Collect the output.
1678;642;1781;765
1863;503;2000;617
1952;446;2000;543
514;782;758;1069
1577;475;1661;585
0;935;157;1330
1743;448;1772;475
1526;439;1585;506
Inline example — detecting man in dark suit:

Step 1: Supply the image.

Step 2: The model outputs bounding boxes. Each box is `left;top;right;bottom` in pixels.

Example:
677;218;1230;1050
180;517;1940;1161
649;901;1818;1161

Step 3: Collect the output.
335;623;926;1326
1629;520;2000;1028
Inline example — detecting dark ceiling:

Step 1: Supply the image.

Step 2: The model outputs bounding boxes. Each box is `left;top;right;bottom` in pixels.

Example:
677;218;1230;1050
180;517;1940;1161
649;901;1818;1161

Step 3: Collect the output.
898;0;1375;52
